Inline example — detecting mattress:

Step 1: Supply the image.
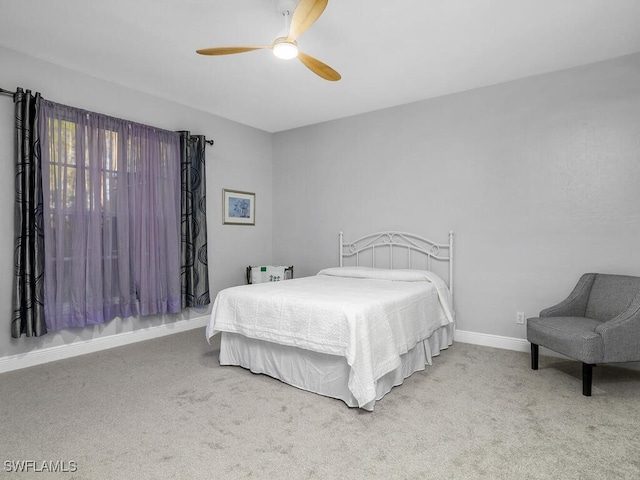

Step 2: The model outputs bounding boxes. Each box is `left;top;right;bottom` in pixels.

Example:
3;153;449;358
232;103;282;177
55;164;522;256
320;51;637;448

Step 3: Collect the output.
207;266;454;409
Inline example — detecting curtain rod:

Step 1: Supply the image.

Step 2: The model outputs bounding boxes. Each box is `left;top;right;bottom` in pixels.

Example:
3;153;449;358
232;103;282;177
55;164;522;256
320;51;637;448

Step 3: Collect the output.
189;136;213;146
2;87;215;145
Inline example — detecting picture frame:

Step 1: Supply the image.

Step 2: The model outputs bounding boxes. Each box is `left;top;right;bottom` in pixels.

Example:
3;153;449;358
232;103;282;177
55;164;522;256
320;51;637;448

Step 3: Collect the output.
223;189;255;225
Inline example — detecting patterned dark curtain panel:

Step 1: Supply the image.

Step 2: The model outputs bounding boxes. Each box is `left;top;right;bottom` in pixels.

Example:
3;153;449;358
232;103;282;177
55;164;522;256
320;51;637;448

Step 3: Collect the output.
12;88;47;337
178;131;210;307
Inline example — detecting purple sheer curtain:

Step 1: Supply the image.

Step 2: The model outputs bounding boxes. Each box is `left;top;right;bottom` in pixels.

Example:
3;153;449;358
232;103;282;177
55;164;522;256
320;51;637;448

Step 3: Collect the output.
39;100;181;331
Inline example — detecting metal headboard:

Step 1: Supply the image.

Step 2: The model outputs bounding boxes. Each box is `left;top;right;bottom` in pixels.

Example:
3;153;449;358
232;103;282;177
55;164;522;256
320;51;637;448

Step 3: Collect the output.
339;231;454;298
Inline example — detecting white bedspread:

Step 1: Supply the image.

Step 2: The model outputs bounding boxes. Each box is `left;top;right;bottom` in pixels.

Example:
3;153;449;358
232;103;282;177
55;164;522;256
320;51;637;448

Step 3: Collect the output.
206;267;454;408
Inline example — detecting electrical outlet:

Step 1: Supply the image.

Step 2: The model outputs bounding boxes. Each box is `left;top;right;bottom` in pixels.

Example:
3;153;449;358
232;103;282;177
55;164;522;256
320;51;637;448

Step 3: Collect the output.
516;312;525;325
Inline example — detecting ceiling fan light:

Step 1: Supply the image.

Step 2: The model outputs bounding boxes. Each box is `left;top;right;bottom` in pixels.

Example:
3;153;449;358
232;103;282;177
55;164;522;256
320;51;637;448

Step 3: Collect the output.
273;41;298;60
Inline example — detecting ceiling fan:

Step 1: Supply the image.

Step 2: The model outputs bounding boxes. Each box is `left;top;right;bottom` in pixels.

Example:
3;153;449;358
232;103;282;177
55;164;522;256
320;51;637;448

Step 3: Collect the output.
196;0;341;81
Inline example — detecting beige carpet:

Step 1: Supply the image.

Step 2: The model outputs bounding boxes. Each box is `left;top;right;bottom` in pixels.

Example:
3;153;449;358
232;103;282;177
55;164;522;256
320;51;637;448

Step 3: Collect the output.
1;328;639;479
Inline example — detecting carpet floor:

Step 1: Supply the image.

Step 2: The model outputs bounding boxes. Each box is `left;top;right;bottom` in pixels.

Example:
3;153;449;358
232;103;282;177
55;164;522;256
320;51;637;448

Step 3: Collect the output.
1;327;640;479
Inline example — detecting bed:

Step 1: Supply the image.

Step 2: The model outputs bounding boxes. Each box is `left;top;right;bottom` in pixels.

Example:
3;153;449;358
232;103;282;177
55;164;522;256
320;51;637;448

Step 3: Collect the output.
206;231;455;411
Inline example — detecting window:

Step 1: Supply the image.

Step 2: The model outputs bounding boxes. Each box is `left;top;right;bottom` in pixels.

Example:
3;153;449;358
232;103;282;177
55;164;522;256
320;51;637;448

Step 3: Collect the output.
39;101;181;331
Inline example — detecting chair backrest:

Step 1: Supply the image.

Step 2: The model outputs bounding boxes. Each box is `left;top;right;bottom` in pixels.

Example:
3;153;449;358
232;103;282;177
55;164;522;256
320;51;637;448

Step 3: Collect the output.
585;274;640;321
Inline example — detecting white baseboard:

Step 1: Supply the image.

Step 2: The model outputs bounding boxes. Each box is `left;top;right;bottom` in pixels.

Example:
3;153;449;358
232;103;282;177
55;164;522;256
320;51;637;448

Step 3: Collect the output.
0;324;577;375
454;329;531;352
454;329;640;371
0;315;209;374
453;329;640;372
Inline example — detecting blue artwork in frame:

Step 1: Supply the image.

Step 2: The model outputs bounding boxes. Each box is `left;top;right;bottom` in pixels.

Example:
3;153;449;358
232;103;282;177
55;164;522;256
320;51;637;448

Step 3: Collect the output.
223;189;255;225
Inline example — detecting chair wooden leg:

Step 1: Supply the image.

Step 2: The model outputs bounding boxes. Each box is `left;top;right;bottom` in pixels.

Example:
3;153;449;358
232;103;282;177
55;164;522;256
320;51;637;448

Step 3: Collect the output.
531;343;539;370
582;363;594;396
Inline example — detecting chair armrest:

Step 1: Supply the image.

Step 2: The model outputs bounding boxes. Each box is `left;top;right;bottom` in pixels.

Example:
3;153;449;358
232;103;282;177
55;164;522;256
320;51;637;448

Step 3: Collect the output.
595;289;640;362
539;273;596;317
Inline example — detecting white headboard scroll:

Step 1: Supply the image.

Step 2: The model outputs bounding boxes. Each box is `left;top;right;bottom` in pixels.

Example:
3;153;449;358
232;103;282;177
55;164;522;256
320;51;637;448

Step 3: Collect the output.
339;231;454;298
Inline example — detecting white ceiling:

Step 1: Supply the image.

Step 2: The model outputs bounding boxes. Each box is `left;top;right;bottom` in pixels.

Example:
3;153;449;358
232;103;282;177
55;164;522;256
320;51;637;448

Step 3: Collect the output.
1;0;640;133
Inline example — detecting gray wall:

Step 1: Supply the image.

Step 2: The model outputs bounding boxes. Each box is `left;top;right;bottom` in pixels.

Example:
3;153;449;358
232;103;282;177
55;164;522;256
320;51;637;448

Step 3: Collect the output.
0;46;273;358
2;46;640;359
272;53;640;340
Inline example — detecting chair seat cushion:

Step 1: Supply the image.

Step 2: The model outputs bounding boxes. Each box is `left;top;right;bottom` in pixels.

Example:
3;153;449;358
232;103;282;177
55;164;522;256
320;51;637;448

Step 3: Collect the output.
527;316;604;364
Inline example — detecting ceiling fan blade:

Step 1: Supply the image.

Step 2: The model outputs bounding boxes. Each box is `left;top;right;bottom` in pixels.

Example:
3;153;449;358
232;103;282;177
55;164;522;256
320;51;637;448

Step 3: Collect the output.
297;51;341;81
196;46;269;56
287;0;328;42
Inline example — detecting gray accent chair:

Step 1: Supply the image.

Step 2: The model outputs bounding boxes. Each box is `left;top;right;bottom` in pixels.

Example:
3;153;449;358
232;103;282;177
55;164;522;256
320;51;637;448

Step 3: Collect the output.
527;273;640;396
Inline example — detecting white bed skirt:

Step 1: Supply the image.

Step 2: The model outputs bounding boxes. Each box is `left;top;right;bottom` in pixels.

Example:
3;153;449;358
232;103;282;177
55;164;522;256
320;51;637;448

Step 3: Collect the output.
219;323;454;411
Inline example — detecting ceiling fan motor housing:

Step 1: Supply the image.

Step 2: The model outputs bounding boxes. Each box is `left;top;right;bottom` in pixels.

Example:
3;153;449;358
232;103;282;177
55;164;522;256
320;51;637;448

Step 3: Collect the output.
273;37;299;59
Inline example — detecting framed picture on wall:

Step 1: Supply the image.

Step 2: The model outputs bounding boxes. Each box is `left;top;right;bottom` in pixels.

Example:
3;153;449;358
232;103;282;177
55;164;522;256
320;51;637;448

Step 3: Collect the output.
223;189;255;225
